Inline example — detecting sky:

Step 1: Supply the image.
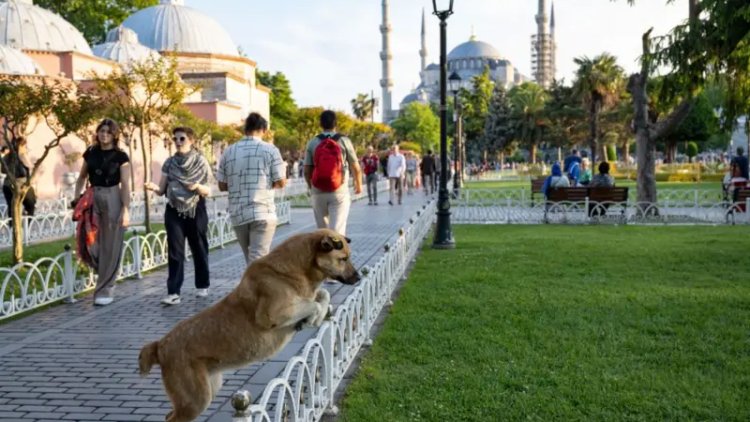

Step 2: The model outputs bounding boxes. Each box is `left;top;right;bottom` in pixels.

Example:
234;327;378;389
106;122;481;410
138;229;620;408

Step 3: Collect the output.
187;0;688;118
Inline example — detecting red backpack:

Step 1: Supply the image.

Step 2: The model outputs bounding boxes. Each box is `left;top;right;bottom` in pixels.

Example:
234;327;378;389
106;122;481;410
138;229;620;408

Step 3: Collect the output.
312;134;346;192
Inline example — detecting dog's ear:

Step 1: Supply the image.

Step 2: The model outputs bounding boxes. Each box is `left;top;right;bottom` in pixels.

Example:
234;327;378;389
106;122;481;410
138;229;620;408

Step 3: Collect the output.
345;236;352;244
320;235;345;252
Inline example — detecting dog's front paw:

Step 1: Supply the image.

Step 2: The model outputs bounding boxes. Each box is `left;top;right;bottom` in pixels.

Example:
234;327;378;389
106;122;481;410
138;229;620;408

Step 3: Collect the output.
296;302;326;330
315;288;331;308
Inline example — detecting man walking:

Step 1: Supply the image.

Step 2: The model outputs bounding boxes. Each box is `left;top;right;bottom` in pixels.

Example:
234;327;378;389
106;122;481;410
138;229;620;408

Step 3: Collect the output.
420;149;436;195
217;113;286;265
405;152;418;195
361;145;380;205
304;110;363;236
563;149;582;173
731;147;749;179
387;144;406;205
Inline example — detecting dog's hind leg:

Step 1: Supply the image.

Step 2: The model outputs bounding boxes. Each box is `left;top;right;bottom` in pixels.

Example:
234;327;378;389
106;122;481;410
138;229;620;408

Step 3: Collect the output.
162;363;213;422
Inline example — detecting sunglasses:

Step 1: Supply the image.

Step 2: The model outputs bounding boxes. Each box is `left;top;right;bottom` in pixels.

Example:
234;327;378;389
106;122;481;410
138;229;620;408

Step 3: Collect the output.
172;136;188;142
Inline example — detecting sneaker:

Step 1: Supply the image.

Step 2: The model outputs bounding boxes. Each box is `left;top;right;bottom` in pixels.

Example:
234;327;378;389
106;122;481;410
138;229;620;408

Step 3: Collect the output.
374;202;378;205
389;201;393;206
94;297;113;306
161;294;181;306
196;288;209;298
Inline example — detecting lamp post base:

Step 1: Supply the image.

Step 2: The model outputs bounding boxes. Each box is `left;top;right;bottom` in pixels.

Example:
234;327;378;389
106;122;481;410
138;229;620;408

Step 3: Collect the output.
432;239;456;249
432;209;455;249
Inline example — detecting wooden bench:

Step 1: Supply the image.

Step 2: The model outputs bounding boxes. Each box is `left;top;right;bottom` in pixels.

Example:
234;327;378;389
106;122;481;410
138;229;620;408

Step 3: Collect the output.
530;178;546;205
727;188;750;224
543;187;629;221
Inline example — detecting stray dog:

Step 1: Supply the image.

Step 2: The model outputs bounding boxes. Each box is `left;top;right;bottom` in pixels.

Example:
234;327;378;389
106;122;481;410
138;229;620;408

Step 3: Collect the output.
138;229;360;422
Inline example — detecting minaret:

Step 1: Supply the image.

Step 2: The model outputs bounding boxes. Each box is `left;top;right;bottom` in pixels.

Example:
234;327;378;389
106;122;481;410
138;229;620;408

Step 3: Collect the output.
419;8;427;72
380;0;394;122
535;0;550;88
550;2;556;84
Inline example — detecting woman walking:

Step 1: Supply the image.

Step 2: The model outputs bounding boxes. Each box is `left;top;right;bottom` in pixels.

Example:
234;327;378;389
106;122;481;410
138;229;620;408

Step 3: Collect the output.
73;118;130;306
145;127;212;305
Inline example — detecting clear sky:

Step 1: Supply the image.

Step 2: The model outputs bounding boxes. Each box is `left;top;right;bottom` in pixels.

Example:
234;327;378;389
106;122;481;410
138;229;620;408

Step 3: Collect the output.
188;0;688;116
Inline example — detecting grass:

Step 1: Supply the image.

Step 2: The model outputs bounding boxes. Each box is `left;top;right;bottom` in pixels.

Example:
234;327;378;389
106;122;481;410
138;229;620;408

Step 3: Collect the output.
464;180;720;191
340;225;750;421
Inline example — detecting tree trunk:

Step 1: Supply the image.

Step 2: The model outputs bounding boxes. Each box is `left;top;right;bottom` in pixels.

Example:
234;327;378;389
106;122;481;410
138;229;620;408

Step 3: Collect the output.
624;141;631;166
139;125;151;233
127;138;136;192
500;151;505;169
11;185;25;264
530;144;537;164
589;101;601;164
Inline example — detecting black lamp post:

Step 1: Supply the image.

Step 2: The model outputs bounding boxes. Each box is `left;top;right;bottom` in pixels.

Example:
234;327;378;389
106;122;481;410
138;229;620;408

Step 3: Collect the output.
432;0;455;249
449;71;462;198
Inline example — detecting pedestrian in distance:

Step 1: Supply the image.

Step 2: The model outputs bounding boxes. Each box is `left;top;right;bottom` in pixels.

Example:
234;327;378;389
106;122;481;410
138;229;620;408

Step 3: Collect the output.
145;127;213;306
387;144;406;205
361;145;380;205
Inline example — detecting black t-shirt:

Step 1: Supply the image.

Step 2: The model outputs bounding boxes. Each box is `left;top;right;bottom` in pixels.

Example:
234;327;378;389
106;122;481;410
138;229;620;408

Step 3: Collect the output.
83;147;130;187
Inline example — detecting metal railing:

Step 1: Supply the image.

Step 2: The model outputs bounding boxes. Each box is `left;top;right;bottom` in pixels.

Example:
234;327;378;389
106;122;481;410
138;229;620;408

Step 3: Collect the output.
229;200;436;421
0;203;291;320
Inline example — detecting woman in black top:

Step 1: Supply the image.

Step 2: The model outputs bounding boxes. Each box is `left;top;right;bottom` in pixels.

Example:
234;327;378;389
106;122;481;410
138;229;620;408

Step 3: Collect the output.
73;118;131;306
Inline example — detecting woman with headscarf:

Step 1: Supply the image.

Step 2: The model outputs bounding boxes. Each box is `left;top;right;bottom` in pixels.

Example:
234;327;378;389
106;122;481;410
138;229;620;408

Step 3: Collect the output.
145;127;212;306
541;162;570;198
73;118;131;306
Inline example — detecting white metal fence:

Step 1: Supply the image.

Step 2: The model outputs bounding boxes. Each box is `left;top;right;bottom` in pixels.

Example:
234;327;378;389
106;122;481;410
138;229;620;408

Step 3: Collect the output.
451;188;748;225
229;200;437;421
0;204;291;320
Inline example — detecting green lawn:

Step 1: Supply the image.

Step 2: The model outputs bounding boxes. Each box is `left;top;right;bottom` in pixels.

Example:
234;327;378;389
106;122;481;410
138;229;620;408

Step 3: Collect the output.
341;226;750;421
464;180;720;191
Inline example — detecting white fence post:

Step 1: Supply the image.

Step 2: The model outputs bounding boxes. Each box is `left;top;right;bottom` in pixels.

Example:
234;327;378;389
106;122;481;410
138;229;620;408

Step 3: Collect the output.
219;213;226;249
230;391;252;422
63;244;77;304
133;229;143;280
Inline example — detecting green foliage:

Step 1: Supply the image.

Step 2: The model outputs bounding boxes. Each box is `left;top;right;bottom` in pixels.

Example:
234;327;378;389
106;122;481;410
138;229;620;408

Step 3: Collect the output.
341;225;750;421
256;69;298;133
459;67;495;161
36;0;158;45
391;103;439;152
607;144;617;162
482;85;516;155
397;141;421;155
351;93;376;121
508;82;548;163
687;141;699;160
544;80;586;149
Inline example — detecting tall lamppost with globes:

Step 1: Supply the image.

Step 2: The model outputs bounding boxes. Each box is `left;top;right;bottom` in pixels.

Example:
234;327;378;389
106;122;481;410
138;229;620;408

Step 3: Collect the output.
431;0;455;249
449;71;462;198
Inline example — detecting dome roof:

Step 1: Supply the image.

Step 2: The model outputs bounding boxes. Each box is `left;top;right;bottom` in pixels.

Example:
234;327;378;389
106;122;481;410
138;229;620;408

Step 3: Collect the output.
92;26;160;65
122;0;238;56
448;37;501;61
0;0;92;55
0;43;44;75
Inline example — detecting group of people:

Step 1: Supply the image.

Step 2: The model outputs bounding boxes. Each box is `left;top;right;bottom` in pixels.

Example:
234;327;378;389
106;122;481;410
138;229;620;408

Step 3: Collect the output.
359;146;440;206
542;149;615;197
73;110;367;307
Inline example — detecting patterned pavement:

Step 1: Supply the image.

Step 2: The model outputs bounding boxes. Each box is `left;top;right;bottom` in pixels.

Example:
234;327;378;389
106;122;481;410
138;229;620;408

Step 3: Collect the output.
0;191;434;422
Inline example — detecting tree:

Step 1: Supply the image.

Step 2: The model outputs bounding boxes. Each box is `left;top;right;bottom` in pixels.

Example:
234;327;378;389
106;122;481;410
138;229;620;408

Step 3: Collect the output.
458;67;495;162
0;79;103;263
482;85;516;164
256;69;298;131
390;103;440;152
572;53;625;164
349;121;393;152
686;142;699;162
509;82;548;164
92;56;194;232
659;92;719;162
544;80;587;158
35;0;158;45
350;93;376;122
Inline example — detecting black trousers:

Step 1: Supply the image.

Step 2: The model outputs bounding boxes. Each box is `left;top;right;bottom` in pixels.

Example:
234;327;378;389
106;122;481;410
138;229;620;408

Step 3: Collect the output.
3;185;36;218
165;199;210;295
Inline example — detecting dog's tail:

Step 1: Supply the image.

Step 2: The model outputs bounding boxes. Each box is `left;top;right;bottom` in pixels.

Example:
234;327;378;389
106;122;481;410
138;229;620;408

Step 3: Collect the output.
138;342;159;377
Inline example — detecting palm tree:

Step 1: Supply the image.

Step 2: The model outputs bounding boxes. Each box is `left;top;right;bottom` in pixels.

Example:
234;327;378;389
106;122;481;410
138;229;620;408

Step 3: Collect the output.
572;53;624;164
351;93;375;121
509;82;548;164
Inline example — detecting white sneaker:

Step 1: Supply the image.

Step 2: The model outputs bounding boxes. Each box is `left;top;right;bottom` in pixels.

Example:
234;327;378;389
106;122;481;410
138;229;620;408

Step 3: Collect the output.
195;288;209;297
161;294;181;305
94;297;113;306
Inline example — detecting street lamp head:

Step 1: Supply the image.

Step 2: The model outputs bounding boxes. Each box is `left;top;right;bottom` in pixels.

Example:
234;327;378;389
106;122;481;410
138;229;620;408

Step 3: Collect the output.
432;0;454;19
448;71;462;94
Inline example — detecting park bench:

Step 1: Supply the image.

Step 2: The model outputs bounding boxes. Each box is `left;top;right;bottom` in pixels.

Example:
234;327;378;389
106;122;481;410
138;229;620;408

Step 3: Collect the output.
530;178;546;205
726;188;750;225
544;187;629;222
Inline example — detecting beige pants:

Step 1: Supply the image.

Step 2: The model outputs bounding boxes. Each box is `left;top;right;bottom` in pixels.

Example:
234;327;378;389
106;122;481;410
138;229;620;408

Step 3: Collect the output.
233;219;276;265
91;185;125;300
389;178;403;204
312;191;351;235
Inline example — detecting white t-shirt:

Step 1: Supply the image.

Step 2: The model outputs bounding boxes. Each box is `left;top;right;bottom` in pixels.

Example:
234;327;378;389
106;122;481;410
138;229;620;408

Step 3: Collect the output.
387;153;406;178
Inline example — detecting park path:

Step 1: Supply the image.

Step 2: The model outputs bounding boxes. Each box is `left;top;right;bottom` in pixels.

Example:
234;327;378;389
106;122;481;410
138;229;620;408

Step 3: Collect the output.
0;191;433;422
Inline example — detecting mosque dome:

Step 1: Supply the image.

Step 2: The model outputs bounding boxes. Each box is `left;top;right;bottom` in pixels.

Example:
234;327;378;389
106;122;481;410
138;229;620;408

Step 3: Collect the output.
448;37;501;61
0;0;92;55
92;26;160;65
122;0;238;56
0;43;44;75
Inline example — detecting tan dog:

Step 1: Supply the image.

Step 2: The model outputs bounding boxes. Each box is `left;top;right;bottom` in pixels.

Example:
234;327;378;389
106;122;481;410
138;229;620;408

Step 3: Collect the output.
138;229;360;422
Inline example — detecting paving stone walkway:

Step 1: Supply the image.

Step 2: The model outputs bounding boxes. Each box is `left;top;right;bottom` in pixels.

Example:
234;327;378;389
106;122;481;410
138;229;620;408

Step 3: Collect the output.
0;192;434;422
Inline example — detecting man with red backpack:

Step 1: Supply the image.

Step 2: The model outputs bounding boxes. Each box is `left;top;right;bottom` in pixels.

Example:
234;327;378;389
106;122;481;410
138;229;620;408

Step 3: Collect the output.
304;110;363;235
